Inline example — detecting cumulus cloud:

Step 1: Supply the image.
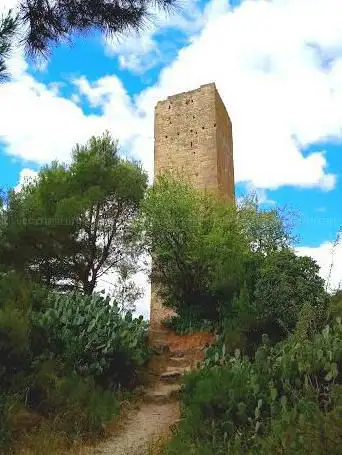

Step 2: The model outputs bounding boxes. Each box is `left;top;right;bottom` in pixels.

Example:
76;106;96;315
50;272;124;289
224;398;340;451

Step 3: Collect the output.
103;0;215;72
14;168;38;192
297;237;342;292
2;0;342;192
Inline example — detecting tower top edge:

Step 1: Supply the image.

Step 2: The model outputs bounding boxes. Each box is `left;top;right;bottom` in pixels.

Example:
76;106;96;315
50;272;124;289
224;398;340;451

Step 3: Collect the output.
155;82;217;107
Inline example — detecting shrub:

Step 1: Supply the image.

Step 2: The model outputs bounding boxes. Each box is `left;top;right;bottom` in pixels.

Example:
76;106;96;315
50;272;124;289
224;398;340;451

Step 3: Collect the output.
162;315;215;335
34;291;150;389
0;393;17;451
0;306;31;389
32;374;119;438
166;317;342;455
254;250;328;334
0;273;149;452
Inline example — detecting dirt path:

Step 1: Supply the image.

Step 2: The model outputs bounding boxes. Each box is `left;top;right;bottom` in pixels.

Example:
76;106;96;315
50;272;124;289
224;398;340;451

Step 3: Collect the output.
85;401;179;455
83;328;209;455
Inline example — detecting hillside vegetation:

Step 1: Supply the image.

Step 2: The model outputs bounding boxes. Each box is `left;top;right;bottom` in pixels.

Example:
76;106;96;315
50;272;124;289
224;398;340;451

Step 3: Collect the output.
139;176;342;455
1;136;341;454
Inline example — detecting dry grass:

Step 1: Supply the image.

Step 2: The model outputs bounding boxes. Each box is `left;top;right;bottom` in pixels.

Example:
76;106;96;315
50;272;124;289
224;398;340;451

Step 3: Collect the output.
10;396;142;455
147;434;168;455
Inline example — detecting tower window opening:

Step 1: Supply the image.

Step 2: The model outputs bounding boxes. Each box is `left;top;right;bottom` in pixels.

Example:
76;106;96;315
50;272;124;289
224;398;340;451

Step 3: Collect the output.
214;123;216;127
190;141;193;147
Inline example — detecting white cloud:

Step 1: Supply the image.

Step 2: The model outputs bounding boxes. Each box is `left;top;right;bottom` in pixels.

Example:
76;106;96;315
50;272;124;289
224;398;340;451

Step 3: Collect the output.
297;236;342;292
4;0;342;318
2;0;342;192
104;0;213;72
14;167;38;192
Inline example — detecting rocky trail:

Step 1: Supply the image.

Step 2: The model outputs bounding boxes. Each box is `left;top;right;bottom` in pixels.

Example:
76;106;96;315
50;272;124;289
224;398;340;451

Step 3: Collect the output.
85;401;179;455
83;329;213;455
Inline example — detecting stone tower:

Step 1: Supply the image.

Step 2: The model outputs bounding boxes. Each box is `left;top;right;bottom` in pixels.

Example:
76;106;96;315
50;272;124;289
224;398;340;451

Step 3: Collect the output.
151;82;235;329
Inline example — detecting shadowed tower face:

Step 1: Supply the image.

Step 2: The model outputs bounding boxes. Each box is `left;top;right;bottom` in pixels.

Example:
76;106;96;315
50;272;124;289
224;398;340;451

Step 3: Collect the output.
151;82;235;329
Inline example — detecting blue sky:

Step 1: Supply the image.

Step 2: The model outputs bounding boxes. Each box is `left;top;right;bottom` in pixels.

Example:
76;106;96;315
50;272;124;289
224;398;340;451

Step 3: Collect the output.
1;0;342;312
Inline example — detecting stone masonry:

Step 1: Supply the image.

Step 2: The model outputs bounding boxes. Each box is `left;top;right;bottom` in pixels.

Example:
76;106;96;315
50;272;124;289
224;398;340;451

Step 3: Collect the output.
151;82;235;330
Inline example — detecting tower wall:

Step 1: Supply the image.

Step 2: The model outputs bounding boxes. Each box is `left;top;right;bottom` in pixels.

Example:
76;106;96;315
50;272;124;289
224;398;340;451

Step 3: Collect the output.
151;83;235;329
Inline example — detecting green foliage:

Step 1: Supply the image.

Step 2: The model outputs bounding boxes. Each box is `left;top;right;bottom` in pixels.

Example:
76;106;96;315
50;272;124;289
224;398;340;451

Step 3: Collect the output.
162;315;215;335
11;0;177;64
215;251;328;356
138;174;247;322
254;250;328;333
1;132;148;296
0;393;17;450
0;272;49;391
0;306;30;383
238;193;296;254
0;9;18;81
329;289;342;321
0;272;150;451
166;318;342;455
32;374;119;438
34;291;150;388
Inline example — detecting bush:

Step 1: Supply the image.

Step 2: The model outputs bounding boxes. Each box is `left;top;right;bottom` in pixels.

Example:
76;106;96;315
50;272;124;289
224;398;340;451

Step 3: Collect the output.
166;317;342;455
254;250;328;334
162;315;215;335
0;393;17;451
0;273;150;452
34;291;150;389
0;306;31;389
31;374;119;438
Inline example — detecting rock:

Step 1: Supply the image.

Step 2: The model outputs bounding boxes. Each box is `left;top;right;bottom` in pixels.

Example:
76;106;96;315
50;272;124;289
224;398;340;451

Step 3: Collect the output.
160;366;191;382
144;383;181;404
153;342;170;355
171;350;185;358
168;357;191;368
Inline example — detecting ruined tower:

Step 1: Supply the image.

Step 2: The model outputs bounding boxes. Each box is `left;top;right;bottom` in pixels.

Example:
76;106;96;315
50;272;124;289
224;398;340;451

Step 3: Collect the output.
151;82;235;329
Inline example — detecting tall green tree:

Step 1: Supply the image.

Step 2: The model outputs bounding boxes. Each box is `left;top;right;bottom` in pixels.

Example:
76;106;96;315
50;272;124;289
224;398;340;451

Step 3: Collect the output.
138;174;248;321
1;132;148;294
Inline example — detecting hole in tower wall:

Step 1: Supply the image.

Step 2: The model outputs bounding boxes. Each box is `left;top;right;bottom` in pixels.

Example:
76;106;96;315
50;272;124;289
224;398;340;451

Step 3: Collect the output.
165;135;168;139
193;115;195;119
190;141;193;147
214;123;216;127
